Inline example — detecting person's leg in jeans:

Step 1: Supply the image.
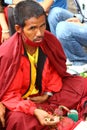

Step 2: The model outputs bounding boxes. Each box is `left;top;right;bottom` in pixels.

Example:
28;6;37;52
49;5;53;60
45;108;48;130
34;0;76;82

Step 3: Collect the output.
56;21;87;64
48;7;73;36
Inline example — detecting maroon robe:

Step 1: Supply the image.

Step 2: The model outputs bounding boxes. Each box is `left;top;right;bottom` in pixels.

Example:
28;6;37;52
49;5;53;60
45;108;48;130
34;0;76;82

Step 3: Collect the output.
0;31;87;130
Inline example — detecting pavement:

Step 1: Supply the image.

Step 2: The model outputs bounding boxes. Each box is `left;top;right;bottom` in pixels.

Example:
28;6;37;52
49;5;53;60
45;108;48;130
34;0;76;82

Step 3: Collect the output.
67;0;77;13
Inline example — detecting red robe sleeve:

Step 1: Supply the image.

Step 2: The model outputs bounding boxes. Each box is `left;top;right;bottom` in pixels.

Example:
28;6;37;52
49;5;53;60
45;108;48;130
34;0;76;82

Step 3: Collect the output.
42;58;62;93
1;56;36;115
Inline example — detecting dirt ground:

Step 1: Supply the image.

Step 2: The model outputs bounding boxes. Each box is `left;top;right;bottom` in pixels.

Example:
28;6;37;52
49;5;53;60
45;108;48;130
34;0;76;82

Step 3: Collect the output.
67;0;77;13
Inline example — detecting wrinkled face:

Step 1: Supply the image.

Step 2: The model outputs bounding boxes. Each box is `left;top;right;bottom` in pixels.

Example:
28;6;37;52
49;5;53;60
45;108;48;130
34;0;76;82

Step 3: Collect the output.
22;15;46;43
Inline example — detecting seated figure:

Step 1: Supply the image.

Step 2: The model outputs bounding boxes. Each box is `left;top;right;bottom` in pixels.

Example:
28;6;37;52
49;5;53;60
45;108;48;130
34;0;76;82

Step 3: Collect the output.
48;0;87;66
0;0;67;43
0;1;87;130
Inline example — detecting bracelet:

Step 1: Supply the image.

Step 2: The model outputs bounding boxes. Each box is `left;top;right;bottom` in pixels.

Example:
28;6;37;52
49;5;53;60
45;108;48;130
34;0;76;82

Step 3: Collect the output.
44;92;53;96
2;30;10;33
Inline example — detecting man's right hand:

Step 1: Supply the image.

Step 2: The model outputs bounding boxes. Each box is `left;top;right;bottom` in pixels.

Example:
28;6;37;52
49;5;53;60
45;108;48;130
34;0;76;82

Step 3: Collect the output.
66;17;83;26
66;17;80;23
0;102;5;127
34;109;60;126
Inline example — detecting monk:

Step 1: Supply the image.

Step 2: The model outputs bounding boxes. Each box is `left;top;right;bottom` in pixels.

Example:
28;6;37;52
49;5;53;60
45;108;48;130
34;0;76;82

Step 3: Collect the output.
0;0;87;130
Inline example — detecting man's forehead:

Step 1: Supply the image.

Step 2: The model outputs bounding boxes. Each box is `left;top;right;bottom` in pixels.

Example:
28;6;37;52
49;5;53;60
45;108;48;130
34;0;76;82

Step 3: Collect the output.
25;15;46;25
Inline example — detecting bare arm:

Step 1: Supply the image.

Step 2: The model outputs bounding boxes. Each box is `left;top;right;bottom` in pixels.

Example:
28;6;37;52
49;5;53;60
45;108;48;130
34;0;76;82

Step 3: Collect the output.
0;102;6;127
37;0;54;12
0;12;10;43
0;1;10;43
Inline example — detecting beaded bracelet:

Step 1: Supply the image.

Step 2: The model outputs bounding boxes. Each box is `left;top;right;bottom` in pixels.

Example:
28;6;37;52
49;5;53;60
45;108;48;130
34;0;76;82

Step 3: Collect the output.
44;92;53;96
2;30;10;33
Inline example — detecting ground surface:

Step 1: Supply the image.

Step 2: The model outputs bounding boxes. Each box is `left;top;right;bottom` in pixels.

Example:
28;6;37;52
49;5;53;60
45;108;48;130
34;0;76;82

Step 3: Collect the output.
67;0;77;13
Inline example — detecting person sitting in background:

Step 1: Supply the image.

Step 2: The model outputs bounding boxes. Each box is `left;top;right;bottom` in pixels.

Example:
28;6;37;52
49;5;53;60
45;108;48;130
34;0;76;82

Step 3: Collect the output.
48;0;87;69
0;0;87;130
0;0;10;43
0;0;67;43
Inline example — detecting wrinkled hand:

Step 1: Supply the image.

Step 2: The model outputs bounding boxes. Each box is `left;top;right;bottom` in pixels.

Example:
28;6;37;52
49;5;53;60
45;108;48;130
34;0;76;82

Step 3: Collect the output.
0;102;6;127
34;109;60;126
66;17;81;23
66;17;83;25
29;94;49;103
1;32;10;43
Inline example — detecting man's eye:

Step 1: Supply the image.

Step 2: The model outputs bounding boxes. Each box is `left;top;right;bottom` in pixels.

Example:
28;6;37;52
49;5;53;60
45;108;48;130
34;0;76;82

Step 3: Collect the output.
41;23;46;27
29;26;36;30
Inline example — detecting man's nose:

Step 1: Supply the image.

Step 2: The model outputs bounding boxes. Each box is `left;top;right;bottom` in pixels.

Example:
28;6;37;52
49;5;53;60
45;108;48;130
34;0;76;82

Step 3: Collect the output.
36;28;42;36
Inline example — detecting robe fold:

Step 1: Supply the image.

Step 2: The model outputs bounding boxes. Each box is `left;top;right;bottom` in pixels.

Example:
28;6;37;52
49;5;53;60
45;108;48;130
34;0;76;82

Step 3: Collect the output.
0;30;87;130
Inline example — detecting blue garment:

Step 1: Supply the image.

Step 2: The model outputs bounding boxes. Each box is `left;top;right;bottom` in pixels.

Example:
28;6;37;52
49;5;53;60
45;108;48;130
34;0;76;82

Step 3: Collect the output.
48;7;87;65
51;0;67;9
5;0;67;9
4;0;12;4
37;0;67;9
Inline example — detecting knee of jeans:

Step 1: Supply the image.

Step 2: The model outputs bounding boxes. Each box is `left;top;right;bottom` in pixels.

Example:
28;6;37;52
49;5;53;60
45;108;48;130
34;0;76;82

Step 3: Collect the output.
48;7;63;22
56;21;71;38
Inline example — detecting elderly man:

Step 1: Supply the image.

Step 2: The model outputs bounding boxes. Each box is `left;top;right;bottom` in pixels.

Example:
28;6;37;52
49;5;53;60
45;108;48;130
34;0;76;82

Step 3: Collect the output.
0;0;87;130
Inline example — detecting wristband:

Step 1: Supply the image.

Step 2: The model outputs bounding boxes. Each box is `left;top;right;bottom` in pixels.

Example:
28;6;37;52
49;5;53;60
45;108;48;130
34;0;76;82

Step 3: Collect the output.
44;92;53;96
2;30;10;33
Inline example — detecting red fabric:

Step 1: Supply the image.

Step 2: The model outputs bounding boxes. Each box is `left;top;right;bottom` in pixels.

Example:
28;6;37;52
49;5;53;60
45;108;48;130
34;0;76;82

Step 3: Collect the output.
40;31;68;77
0;31;66;99
22;30;67;77
57;117;75;130
5;111;76;130
0;31;87;130
0;33;22;99
5;111;49;130
1;52;62;115
0;26;1;44
42;58;62;92
0;31;87;118
1;56;36;115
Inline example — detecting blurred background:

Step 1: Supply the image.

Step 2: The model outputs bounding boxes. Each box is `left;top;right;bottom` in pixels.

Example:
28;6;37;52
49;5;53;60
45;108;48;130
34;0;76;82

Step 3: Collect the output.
67;0;77;13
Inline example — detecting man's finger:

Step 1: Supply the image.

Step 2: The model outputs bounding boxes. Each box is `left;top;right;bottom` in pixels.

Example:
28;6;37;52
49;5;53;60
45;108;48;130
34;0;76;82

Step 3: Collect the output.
0;117;5;127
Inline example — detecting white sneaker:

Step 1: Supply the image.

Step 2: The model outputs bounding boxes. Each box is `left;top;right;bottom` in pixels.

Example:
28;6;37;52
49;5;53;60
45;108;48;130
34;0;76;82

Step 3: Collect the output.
66;59;72;66
67;64;87;74
74;121;87;130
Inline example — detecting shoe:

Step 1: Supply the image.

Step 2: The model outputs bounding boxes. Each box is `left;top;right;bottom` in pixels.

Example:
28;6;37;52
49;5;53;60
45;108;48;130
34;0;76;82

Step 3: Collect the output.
67;64;87;75
66;59;72;66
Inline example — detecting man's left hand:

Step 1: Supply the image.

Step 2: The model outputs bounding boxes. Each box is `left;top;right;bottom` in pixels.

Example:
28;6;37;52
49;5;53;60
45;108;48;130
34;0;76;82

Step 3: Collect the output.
29;94;49;103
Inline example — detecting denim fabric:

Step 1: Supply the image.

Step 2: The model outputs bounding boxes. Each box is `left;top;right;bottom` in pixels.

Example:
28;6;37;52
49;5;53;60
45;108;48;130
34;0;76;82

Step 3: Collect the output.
4;0;12;4
48;7;87;65
37;0;67;9
48;7;73;35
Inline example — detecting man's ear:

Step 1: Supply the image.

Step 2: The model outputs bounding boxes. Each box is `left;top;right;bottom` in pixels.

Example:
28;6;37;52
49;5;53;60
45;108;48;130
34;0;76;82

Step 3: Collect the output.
15;25;22;33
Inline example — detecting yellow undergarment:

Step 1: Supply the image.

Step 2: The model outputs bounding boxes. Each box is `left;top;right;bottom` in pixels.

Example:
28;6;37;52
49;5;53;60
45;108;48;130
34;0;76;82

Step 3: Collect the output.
23;48;39;99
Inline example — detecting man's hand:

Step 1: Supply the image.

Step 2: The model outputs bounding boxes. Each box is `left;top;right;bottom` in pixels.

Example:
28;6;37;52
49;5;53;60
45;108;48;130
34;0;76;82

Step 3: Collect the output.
1;32;10;43
34;109;60;126
66;17;83;26
29;94;49;103
0;102;6;127
66;17;81;23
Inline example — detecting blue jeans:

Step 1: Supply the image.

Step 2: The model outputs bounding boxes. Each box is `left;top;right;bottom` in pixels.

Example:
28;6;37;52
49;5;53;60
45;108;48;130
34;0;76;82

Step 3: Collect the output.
48;7;87;65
